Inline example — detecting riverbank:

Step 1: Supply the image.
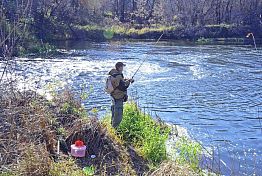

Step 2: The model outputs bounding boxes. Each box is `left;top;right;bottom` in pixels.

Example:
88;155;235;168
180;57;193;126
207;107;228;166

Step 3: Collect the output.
60;24;262;44
3;23;261;58
0;84;212;176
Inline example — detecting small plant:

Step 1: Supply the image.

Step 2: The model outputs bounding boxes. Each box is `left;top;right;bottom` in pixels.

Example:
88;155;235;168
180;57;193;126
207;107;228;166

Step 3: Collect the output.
83;166;95;176
175;137;202;171
61;102;71;113
91;107;99;116
80;84;93;102
57;127;67;136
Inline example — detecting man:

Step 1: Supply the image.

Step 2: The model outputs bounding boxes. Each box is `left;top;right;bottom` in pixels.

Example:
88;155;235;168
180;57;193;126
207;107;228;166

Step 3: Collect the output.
109;62;134;128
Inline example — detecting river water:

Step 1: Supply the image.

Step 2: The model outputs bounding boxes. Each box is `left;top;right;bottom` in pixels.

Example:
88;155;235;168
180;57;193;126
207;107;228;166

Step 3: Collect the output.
1;41;262;175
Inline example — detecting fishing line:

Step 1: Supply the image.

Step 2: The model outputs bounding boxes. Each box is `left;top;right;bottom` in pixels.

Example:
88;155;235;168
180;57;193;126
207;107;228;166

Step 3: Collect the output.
131;32;164;79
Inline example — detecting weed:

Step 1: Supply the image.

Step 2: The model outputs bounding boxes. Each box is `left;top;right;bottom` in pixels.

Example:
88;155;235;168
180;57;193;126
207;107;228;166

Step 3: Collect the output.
83;166;95;176
57;127;67;136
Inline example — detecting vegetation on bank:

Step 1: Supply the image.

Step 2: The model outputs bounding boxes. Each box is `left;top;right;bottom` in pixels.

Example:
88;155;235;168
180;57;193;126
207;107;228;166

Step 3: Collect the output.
74;23;262;44
0;83;205;175
103;102;170;164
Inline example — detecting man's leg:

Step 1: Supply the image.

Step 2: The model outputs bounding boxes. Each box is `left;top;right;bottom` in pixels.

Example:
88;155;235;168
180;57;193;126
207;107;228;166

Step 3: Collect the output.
112;99;123;128
111;101;115;127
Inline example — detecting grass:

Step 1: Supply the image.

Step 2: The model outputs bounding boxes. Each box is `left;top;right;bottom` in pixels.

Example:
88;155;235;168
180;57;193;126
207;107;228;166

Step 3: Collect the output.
149;160;196;176
0;84;206;175
124;26;175;35
49;159;86;176
175;137;202;171
103;102;170;165
75;24;102;31
75;24;177;38
0;87;145;175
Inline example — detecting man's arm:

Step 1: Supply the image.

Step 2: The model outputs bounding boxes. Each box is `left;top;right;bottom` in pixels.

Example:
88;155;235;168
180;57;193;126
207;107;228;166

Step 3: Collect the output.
124;78;135;87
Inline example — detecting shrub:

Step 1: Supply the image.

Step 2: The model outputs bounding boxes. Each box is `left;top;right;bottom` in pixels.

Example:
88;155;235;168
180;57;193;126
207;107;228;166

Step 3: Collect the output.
116;102;170;164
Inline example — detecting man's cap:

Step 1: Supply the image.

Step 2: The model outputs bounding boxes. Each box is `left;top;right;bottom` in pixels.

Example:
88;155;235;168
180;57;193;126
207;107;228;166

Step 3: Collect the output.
115;62;126;68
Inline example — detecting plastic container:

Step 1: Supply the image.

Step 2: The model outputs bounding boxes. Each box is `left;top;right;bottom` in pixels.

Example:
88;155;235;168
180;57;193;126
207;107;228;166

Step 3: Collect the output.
71;140;86;157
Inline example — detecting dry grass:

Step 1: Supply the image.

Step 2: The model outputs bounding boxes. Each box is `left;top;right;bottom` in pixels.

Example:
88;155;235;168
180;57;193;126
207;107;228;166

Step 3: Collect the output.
0;89;57;172
146;161;196;176
0;85;202;175
0;87;149;175
14;144;52;176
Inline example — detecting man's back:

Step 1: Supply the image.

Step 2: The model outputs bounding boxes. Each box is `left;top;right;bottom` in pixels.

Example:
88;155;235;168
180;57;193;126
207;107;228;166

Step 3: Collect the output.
109;68;129;100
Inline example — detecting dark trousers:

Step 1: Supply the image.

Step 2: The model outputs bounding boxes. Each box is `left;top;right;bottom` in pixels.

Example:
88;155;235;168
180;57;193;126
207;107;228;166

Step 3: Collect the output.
111;98;123;128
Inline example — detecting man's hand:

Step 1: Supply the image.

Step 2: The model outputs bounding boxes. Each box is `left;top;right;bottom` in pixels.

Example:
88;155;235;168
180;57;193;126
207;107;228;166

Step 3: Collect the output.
129;79;135;83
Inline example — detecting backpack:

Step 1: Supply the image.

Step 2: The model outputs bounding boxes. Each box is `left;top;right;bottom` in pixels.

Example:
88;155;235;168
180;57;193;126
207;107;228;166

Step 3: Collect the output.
105;76;115;94
105;73;125;94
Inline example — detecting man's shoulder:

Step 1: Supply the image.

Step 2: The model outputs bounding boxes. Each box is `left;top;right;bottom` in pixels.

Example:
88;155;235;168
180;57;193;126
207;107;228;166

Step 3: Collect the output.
112;73;124;78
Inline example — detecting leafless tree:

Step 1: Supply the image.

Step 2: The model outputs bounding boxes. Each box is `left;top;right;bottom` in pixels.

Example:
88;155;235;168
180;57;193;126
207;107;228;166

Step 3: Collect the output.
0;0;33;83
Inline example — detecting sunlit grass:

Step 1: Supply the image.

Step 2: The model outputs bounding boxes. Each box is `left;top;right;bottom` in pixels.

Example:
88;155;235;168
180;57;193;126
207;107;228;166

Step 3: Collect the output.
76;24;177;37
103;102;170;165
175;137;202;171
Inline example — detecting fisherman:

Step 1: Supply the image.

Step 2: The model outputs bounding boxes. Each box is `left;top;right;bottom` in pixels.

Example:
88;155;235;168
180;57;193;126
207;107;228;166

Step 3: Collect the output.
108;62;134;128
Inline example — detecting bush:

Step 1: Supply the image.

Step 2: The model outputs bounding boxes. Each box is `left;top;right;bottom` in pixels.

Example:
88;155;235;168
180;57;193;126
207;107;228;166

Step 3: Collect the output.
116;102;170;164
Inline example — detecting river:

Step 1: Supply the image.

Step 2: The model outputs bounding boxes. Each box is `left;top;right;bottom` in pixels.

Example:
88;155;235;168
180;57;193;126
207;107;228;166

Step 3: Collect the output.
1;40;262;175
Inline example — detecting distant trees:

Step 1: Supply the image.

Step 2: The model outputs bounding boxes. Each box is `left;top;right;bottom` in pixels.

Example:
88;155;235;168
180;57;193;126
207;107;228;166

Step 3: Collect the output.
80;0;262;27
2;0;261;32
0;0;32;58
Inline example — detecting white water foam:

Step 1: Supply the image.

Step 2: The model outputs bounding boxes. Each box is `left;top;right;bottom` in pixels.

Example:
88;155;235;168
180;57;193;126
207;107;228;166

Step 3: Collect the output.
1;57;168;99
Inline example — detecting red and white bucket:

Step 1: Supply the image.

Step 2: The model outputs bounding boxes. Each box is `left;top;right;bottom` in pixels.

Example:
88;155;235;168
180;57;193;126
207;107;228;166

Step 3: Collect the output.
71;140;86;157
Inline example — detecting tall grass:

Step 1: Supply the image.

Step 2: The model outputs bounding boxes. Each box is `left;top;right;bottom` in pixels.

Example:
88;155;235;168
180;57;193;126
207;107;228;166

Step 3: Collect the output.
175;137;202;171
111;102;170;164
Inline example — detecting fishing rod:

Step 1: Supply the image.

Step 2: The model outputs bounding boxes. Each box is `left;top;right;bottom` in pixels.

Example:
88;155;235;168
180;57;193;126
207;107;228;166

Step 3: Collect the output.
131;32;164;79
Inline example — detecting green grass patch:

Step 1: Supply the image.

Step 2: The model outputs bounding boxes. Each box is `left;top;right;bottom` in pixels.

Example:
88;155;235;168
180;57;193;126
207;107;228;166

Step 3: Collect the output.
175;137;202;171
104;102;170;165
76;24;177;37
110;25;127;34
126;25;176;35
